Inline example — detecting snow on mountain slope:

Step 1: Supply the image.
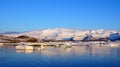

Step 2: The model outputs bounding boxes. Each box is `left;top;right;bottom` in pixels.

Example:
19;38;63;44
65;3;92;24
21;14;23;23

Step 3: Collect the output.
4;28;120;40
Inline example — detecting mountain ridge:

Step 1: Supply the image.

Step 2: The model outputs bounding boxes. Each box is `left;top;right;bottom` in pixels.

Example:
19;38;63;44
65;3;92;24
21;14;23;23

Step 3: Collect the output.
3;28;120;40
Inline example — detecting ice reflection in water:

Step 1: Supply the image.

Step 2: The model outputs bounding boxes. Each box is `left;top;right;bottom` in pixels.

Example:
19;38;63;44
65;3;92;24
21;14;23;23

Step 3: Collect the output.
0;46;120;67
14;46;120;57
16;50;34;53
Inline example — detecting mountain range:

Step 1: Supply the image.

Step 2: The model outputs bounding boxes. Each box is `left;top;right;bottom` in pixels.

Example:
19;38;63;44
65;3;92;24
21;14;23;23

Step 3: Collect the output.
3;28;120;41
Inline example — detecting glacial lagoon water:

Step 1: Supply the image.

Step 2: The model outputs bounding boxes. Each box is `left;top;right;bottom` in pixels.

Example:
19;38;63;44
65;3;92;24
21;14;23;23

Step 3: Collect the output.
0;46;120;67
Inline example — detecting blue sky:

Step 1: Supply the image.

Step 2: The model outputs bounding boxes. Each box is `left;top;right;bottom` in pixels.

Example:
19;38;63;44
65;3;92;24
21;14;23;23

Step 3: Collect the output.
0;0;120;32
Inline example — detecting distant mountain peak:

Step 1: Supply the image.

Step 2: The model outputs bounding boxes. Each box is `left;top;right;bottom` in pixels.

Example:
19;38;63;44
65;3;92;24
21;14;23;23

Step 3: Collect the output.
0;32;21;34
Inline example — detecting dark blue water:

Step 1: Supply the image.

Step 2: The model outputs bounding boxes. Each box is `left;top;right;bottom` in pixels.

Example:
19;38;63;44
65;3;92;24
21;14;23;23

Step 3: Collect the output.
0;46;120;67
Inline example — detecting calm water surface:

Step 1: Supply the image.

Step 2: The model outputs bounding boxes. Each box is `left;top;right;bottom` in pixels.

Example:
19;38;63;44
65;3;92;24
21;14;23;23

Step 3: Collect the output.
0;46;120;67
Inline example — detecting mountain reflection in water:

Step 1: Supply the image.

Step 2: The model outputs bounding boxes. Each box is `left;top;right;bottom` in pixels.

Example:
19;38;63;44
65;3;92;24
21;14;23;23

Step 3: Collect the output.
15;46;120;57
0;46;120;67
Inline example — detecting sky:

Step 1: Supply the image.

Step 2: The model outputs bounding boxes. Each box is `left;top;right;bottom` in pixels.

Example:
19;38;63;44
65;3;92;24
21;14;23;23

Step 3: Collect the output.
0;0;120;32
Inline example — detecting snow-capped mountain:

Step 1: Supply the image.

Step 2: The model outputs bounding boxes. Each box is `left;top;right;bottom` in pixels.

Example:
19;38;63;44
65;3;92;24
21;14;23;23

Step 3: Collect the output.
4;28;120;40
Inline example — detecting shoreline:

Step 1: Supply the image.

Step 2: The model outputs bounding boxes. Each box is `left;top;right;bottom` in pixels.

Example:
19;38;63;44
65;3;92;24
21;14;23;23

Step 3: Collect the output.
1;41;120;47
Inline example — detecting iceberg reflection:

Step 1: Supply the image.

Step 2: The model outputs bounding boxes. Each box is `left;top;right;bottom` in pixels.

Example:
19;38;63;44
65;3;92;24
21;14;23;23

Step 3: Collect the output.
16;49;33;53
15;46;120;57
